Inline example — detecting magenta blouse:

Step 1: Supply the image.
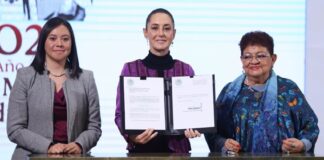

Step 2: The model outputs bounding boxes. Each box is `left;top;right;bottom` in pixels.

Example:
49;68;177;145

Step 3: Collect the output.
115;59;195;153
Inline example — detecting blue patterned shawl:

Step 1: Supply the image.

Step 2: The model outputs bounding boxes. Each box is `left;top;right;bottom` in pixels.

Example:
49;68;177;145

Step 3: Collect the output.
220;71;280;152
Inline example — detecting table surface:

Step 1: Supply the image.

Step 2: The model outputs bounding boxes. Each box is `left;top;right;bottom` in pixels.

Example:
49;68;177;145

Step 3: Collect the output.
30;152;324;160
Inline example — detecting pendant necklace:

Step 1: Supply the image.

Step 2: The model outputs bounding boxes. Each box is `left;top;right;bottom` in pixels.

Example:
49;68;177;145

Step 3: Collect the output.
245;78;265;101
48;71;66;77
45;63;66;77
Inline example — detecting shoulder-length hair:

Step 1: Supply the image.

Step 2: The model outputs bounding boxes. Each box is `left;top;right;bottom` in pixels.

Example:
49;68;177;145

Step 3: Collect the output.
31;17;82;78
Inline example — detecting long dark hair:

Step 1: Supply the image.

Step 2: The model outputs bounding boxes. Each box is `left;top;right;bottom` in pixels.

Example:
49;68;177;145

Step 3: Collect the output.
31;17;82;78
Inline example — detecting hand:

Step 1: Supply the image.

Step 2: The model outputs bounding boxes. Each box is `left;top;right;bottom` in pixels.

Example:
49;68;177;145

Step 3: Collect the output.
224;138;241;153
282;138;304;153
184;128;201;138
63;142;82;154
129;128;158;144
48;143;66;154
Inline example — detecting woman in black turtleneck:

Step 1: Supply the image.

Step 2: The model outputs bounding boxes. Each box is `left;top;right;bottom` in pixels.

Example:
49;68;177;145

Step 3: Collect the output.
115;8;200;153
142;51;174;77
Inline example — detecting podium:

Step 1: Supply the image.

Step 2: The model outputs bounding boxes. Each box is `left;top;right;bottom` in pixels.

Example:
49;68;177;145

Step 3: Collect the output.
30;152;324;160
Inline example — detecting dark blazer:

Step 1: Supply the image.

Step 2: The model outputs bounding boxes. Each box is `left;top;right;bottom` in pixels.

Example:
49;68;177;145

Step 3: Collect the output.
7;66;101;159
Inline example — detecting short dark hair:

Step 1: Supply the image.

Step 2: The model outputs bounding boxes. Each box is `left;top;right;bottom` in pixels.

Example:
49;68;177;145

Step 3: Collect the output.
145;8;175;28
239;31;274;55
31;17;82;78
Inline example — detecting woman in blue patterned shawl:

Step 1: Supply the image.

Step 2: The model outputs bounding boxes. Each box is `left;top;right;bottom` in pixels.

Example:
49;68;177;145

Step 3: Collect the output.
205;31;319;153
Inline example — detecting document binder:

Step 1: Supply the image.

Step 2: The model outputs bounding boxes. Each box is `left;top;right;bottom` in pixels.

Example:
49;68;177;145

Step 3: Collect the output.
120;75;216;135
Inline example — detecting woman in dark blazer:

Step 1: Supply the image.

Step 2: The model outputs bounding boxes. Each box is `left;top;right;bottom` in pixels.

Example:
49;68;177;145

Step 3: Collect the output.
7;17;101;159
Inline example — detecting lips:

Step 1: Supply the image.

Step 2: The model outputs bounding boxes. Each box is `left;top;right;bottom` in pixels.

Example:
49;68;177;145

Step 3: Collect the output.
249;66;260;70
53;50;65;52
156;39;166;43
52;50;66;55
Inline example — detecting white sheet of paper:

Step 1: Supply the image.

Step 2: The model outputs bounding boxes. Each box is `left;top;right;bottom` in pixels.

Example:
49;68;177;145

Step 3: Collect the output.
171;75;215;129
123;77;166;130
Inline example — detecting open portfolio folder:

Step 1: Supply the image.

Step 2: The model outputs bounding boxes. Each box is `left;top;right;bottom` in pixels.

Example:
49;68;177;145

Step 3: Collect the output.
120;75;216;135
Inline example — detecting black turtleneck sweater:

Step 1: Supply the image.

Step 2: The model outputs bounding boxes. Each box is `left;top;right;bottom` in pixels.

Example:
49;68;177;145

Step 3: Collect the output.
142;51;175;77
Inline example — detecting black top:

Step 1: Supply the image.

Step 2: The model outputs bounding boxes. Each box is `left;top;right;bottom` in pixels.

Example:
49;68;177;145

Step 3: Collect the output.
142;51;175;77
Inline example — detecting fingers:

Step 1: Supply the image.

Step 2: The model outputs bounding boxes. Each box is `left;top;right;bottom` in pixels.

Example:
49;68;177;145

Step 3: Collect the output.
48;143;66;154
224;139;241;153
282;140;294;153
149;131;158;141
48;143;82;154
282;138;304;153
64;147;77;154
194;130;201;137
184;128;201;138
130;128;158;144
136;128;154;140
282;138;297;152
64;142;82;154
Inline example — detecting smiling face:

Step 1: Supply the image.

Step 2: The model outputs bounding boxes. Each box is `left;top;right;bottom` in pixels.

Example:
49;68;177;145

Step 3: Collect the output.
143;12;176;56
241;45;277;83
45;24;71;65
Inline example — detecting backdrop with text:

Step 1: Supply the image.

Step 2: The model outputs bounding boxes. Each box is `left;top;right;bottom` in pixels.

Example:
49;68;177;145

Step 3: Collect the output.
1;0;318;159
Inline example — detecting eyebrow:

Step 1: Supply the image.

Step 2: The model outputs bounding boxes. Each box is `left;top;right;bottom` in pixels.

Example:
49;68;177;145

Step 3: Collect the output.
243;51;268;55
48;34;70;37
150;23;172;26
